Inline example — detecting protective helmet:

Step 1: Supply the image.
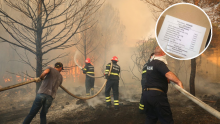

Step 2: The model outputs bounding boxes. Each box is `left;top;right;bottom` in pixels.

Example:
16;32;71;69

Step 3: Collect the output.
85;58;91;63
111;56;118;62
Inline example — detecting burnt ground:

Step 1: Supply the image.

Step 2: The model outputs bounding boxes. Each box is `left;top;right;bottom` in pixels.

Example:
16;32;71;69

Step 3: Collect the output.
1;84;220;124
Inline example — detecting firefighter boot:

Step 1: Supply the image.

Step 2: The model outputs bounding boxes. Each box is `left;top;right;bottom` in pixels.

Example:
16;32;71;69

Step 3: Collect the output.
90;88;94;96
114;100;119;111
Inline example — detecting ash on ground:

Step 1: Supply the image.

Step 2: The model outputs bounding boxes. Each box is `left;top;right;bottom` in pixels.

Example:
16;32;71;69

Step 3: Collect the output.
1;84;220;124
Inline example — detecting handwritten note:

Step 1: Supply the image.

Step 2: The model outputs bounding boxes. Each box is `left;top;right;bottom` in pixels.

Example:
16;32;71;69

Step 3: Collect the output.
158;15;206;58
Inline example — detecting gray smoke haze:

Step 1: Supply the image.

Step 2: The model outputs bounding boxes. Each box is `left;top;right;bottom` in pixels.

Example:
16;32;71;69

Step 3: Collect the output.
107;0;156;46
1;0;220;109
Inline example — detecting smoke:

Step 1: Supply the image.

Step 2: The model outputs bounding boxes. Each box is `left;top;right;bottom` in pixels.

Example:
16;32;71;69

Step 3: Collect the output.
86;96;104;107
54;0;157;104
107;0;156;47
2;0;220;110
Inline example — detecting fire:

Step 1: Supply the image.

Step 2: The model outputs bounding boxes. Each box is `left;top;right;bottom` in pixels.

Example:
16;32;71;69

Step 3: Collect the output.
2;74;33;83
1;59;83;84
61;59;82;82
3;76;12;83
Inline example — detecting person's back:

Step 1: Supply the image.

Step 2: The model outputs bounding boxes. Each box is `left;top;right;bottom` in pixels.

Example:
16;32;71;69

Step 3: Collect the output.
145;59;169;93
105;62;120;80
83;63;95;76
38;66;63;98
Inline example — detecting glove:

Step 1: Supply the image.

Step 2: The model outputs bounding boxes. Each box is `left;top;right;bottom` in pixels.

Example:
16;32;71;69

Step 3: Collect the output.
34;77;41;82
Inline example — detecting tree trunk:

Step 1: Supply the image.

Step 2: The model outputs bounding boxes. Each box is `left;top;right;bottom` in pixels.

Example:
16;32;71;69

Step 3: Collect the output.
188;0;200;96
36;0;43;93
190;58;196;96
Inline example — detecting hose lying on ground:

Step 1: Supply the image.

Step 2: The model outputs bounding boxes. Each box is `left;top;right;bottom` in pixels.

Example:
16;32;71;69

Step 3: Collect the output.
0;79;37;92
171;81;220;119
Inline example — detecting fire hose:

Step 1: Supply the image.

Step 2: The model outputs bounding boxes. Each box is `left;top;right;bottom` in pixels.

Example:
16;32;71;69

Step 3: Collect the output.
171;81;220;119
1;66;220;118
0;61;112;100
0;79;37;92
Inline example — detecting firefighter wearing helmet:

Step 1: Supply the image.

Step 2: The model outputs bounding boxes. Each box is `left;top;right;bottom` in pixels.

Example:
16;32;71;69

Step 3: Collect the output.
82;58;95;96
104;56;120;110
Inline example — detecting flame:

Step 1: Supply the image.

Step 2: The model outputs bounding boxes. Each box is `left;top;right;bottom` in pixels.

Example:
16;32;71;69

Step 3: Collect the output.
3;74;32;83
61;59;82;82
1;59;83;84
3;76;12;83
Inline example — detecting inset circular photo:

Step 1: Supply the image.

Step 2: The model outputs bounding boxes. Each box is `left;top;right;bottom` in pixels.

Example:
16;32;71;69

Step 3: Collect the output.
155;3;212;60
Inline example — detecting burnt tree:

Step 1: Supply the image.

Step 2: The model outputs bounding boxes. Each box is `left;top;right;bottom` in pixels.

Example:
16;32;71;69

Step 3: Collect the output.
0;0;102;92
97;4;125;71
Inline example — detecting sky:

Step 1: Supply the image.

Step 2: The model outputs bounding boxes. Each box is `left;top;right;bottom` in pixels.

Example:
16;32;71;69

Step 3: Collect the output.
106;0;156;47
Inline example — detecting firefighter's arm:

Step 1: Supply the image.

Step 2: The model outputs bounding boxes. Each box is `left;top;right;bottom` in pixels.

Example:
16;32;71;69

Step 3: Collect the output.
36;68;50;82
104;64;111;78
82;65;87;74
165;71;183;89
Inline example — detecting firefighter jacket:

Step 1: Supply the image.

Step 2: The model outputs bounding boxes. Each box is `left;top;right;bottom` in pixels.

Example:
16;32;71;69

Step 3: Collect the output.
104;61;120;80
142;59;151;80
83;63;94;76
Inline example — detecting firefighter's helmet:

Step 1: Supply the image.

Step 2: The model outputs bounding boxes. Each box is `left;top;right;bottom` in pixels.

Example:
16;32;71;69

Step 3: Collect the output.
111;56;118;62
85;58;91;63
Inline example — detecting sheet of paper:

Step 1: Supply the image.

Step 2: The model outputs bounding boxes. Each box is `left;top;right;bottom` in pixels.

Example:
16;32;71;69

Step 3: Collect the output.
157;15;206;58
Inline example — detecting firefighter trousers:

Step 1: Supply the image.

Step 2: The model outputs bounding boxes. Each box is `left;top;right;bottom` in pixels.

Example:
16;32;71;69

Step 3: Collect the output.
105;79;119;109
143;90;174;124
85;76;95;96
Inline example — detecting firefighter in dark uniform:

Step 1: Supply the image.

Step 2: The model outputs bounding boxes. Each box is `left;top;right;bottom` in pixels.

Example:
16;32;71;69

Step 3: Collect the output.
83;58;95;96
104;56;120;110
139;53;154;114
143;46;183;124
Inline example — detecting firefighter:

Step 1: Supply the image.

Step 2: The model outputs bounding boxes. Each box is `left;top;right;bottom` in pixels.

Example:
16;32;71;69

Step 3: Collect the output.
143;46;183;124
104;56;120;110
82;58;95;96
139;53;154;114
